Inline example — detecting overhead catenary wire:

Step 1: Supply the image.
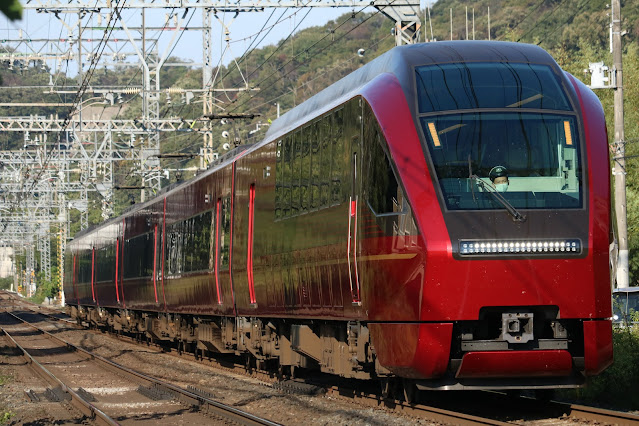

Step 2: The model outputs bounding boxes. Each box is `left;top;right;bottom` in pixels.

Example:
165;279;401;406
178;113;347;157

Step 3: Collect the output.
21;0;129;202
227;2;397;115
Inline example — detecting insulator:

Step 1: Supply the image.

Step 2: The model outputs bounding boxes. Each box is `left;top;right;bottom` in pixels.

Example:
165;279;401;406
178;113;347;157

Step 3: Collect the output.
122;87;140;95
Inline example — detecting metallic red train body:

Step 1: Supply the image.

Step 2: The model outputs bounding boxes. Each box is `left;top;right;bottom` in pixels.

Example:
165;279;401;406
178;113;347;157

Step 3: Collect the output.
64;41;613;391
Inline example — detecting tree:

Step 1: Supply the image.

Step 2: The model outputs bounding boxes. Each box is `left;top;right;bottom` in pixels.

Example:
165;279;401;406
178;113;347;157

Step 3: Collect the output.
0;0;22;21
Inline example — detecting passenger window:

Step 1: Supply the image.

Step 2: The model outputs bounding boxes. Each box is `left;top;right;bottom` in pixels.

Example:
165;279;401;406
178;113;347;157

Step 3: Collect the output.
311;121;321;210
320;116;331;208
331;108;344;205
301;126;311;213
282;137;292;218
292;132;301;216
220;196;231;266
366;128;401;215
275;140;282;219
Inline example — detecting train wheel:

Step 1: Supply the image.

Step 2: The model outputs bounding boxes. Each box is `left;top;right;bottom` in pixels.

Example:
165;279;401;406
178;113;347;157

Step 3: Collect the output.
402;379;417;404
277;365;284;380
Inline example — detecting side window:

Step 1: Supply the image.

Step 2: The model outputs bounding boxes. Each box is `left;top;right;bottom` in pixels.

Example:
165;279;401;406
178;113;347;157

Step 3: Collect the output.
96;245;115;282
124;233;154;278
275;140;283;219
331;108;344;205
194;211;212;271
291;132;301;216
166;222;184;275
301;125;311;213
311;121;321;210
282;137;292;218
361;102;419;237
220;196;231;266
320;115;332;208
366;125;401;215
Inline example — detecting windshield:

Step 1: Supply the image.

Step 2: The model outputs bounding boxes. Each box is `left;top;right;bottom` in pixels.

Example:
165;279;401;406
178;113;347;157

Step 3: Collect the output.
421;113;582;210
416;62;571;113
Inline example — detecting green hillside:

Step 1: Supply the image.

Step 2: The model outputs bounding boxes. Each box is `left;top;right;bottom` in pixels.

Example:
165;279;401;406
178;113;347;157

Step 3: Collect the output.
3;1;639;281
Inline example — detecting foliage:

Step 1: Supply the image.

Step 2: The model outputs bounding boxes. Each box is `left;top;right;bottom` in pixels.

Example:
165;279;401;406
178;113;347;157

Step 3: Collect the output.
0;410;14;425
3;3;639;281
28;268;60;305
563;327;639;409
0;0;21;21
0;277;12;290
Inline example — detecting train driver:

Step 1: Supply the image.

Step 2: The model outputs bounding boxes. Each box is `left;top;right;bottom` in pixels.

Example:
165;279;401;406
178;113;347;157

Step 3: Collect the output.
489;165;509;192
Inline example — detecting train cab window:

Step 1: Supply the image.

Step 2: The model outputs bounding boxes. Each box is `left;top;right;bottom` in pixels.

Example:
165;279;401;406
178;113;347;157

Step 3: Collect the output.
421;113;582;210
416;62;581;211
416;62;571;113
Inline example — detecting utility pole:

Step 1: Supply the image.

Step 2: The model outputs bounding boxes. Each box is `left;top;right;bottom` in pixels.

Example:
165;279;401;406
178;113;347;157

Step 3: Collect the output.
612;0;628;288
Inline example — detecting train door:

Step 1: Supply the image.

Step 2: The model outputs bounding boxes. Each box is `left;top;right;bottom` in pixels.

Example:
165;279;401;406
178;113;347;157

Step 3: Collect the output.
216;165;236;315
348;99;363;305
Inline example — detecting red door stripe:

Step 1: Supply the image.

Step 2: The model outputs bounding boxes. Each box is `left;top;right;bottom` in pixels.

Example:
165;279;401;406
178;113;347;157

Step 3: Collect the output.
161;198;167;309
229;163;237;313
153;224;158;303
215;198;222;304
247;184;256;304
115;239;120;302
121;218;126;308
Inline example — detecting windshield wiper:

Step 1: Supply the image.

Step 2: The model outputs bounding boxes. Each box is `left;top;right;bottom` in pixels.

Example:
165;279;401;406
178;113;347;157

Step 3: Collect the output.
468;156;526;222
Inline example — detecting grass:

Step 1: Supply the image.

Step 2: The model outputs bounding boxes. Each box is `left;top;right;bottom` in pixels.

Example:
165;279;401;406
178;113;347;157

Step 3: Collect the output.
0;374;12;425
561;326;639;410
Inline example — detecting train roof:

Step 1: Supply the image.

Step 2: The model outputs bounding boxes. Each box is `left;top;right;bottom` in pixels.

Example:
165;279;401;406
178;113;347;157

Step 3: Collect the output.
264;40;559;143
72;41;560;241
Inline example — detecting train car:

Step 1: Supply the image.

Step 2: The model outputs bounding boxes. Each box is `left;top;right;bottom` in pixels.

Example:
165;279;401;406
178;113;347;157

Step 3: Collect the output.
64;41;613;396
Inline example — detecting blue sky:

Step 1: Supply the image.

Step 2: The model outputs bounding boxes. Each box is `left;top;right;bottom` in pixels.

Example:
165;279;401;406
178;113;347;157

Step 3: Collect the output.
0;3;435;77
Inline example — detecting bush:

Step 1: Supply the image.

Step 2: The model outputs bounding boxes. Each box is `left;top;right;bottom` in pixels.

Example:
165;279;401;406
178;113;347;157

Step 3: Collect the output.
565;327;639;409
0;278;12;290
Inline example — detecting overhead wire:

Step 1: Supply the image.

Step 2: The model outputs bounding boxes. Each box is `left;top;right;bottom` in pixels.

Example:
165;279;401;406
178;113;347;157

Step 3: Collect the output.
514;0;569;42
535;0;592;47
228;2;397;114
21;0;129;201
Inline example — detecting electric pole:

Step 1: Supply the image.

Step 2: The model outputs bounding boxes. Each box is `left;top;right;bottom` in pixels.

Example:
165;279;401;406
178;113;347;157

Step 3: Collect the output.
612;0;628;288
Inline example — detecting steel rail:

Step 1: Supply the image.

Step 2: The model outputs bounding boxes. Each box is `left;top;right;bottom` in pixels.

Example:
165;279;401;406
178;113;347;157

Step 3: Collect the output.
14;304;510;425
5;309;280;426
0;317;120;426
323;386;512;426
11;297;639;426
555;401;639;425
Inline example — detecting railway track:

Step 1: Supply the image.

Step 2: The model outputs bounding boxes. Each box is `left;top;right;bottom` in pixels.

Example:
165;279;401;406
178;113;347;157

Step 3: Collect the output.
0;305;279;425
3;293;639;425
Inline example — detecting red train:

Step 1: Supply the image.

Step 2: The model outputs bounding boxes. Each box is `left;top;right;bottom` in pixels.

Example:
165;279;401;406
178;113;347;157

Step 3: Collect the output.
64;41;613;396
